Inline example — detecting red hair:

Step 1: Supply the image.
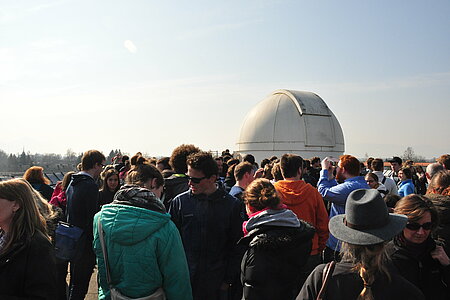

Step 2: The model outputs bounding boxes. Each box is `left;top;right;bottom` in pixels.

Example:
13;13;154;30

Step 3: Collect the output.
23;166;50;185
339;155;361;177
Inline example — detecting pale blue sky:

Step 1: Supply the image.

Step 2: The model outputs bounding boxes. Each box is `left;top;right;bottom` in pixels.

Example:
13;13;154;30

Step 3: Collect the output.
1;0;449;159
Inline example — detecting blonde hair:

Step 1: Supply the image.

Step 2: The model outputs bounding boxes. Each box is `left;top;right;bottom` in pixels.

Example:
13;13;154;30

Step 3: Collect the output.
0;179;49;253
341;242;390;300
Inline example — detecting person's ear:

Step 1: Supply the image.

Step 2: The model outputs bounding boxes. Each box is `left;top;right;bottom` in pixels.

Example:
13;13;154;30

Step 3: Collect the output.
12;202;20;213
151;178;158;189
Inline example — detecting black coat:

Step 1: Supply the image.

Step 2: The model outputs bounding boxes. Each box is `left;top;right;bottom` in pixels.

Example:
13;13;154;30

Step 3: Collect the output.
169;188;245;300
427;194;450;254
240;223;314;300
0;231;57;299
30;182;54;201
163;174;189;209
66;173;99;242
297;261;424;300
386;237;450;300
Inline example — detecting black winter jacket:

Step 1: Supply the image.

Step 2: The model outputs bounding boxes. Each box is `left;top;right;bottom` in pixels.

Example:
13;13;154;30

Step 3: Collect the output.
427;194;450;254
0;231;57;299
240;223;314;300
66;173;99;242
386;237;450;300
297;261;424;300
163;174;189;208
169;188;244;300
30;182;54;201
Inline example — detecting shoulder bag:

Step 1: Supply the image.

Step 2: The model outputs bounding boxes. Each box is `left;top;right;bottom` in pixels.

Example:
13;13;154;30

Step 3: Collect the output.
316;261;336;300
54;186;84;261
97;215;166;300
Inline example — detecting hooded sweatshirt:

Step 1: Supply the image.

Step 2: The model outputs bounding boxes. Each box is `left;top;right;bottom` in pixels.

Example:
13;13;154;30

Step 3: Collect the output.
93;185;192;300
274;180;329;255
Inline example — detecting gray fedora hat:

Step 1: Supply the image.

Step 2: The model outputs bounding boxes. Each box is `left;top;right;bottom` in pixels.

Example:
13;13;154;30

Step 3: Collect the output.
329;189;407;245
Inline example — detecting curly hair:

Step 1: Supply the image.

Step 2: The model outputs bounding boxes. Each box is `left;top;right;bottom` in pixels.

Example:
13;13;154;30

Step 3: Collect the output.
186;151;218;178
169;144;200;174
243;179;280;212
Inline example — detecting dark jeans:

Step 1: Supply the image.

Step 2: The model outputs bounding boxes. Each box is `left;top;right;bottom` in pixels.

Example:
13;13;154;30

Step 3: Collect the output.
55;258;69;300
68;240;96;300
322;246;341;263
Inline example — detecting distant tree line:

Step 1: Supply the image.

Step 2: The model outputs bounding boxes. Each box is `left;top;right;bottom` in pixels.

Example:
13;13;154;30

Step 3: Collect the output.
0;146;435;173
0;149;123;173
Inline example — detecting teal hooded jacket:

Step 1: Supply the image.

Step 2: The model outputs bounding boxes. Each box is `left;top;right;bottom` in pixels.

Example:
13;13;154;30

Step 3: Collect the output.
93;204;192;300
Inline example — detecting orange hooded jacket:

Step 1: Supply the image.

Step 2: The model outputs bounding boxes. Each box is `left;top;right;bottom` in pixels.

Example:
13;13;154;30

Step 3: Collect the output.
274;180;329;255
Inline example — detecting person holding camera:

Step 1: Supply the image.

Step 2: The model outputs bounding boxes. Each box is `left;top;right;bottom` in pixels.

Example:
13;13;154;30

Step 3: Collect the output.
317;155;369;262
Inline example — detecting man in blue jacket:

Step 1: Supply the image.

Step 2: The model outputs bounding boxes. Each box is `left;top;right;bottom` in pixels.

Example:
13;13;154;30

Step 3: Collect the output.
169;151;244;300
318;154;369;262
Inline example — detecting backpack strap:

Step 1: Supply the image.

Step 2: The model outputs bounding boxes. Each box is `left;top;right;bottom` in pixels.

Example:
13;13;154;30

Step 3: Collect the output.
381;176;386;184
316;261;336;300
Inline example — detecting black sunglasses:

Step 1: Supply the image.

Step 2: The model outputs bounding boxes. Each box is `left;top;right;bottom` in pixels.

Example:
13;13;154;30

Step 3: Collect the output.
405;222;433;231
187;176;207;184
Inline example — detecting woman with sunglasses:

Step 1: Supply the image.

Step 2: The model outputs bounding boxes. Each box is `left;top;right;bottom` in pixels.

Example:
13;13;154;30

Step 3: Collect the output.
386;194;450;299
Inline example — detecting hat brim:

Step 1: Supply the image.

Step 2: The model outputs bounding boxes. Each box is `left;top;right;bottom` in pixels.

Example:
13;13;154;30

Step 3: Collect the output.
329;213;407;245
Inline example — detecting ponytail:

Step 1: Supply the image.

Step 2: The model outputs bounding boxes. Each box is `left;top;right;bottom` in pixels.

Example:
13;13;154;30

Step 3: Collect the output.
341;242;390;300
357;266;374;300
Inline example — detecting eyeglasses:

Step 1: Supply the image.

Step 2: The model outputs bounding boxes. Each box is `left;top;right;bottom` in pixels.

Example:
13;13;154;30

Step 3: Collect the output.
187;176;207;184
405;222;433;231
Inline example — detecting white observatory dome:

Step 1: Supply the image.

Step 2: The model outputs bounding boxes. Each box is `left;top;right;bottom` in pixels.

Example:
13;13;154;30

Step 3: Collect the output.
236;89;345;163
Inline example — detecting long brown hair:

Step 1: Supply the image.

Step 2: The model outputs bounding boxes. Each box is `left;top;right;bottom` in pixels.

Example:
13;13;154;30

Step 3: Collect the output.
394;194;439;230
101;169;120;192
23;166;50;185
426;170;450;196
0;179;49;253
341;242;390;300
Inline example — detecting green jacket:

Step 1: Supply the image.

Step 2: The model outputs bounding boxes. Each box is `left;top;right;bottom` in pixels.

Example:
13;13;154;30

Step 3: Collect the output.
93;204;192;300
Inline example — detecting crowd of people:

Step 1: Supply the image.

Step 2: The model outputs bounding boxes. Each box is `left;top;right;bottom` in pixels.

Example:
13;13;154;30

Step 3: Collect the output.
0;146;449;300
